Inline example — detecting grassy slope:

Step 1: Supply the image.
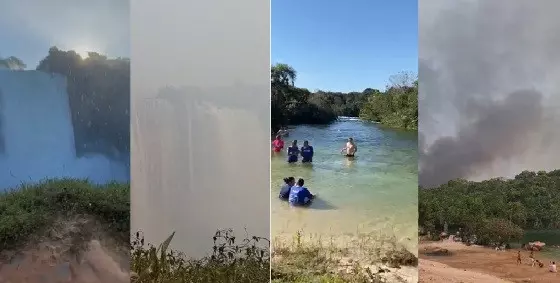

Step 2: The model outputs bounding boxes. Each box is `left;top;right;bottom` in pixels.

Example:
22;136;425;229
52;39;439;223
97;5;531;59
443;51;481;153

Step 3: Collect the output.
0;178;129;251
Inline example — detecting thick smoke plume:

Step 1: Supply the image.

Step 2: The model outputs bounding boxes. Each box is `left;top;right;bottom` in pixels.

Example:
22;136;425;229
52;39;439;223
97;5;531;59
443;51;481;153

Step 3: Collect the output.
419;0;560;187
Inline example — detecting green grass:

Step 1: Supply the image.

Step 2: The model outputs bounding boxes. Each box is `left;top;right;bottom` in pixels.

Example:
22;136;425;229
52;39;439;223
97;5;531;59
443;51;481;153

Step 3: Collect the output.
0;178;130;251
271;231;418;283
130;229;270;283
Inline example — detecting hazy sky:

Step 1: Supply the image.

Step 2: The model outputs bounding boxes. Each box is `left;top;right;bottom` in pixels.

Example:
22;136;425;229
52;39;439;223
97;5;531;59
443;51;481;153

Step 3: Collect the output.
0;0;129;68
419;0;560;186
272;0;418;92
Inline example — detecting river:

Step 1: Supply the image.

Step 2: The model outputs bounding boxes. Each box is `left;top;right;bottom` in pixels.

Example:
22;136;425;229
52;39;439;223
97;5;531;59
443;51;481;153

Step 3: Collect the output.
521;230;560;259
271;117;418;253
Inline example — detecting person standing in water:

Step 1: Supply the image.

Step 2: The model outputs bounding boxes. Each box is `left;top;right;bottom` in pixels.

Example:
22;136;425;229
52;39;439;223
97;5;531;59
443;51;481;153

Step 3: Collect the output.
277;127;289;137
341;137;357;157
288;178;314;206
300;140;314;163
272;135;284;153
287;140;300;163
279;177;295;200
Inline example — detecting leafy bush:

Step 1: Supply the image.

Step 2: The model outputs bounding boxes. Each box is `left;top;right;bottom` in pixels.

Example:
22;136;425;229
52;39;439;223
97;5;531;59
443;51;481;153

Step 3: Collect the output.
130;229;270;283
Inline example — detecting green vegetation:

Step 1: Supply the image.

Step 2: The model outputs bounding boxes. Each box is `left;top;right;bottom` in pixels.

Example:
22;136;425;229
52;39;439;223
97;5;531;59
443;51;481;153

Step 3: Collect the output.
359;78;418;130
130;229;270;283
0;178;129;251
2;48;129;158
271;63;418;133
271;232;417;283
0;56;26;70
419;170;560;246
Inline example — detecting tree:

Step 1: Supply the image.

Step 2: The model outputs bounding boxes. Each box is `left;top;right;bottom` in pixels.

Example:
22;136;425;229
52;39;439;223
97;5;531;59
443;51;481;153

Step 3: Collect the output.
271;63;297;86
388;71;417;89
0;56;26;70
359;74;418;130
36;46;130;158
477;218;523;246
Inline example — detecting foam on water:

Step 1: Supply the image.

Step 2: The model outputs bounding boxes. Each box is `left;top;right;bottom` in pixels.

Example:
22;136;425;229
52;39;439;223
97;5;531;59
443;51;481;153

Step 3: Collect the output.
0;70;128;190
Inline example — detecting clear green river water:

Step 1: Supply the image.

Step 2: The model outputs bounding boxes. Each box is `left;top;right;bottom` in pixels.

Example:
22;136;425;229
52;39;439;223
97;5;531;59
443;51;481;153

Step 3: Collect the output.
271;117;418;252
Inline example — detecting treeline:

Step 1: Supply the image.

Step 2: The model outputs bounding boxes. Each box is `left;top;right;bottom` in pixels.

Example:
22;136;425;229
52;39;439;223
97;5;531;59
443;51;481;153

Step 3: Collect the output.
3;48;130;158
359;80;418;130
271;63;418;133
419;170;560;245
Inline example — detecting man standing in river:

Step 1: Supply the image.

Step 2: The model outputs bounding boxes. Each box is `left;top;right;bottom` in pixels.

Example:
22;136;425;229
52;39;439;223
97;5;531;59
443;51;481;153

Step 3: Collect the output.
342;137;357;157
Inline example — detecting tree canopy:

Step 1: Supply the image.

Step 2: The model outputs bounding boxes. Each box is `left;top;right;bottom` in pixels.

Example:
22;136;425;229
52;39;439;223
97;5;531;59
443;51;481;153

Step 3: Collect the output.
271;63;418;133
0;56;26;70
419;170;560;245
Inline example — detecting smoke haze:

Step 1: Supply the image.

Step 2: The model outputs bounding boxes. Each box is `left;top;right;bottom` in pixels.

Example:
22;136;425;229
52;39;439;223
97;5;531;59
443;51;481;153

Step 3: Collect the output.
419;0;560;187
130;0;270;257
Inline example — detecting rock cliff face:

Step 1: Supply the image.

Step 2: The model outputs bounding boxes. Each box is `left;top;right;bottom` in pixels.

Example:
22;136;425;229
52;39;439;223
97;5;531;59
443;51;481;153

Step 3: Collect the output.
0;70;128;190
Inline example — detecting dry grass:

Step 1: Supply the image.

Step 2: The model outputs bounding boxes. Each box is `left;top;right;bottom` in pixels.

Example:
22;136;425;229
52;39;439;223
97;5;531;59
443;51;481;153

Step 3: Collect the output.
271;231;418;283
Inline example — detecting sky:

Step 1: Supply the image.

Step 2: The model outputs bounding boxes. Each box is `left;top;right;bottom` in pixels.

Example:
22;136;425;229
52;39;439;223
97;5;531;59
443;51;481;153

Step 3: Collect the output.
0;0;129;69
272;0;418;92
419;0;560;186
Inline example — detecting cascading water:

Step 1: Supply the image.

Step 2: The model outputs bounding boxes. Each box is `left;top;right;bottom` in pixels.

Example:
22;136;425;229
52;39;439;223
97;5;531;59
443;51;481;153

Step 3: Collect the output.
0;69;129;190
131;88;269;257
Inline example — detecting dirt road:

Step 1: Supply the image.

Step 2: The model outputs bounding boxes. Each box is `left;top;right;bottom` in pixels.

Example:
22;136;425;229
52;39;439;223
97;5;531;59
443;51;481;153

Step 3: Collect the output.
419;240;559;283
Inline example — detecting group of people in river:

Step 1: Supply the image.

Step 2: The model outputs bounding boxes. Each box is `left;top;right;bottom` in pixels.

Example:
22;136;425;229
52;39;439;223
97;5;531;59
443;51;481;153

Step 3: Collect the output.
271;127;359;207
272;133;358;164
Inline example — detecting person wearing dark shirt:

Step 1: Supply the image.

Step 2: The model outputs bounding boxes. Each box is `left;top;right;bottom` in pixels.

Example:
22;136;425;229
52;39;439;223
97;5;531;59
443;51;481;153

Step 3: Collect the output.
288;178;314;206
287;140;300;163
279;177;295;200
300;140;314;163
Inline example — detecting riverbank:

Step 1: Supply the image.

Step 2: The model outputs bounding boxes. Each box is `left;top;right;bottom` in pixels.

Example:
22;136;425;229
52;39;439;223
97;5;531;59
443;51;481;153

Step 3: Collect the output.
419;240;559;282
0;178;130;282
272;232;418;283
130;229;270;283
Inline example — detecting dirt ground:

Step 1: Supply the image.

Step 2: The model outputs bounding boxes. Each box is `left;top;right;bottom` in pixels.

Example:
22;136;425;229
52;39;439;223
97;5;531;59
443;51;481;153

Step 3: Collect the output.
0;217;130;283
419;240;559;283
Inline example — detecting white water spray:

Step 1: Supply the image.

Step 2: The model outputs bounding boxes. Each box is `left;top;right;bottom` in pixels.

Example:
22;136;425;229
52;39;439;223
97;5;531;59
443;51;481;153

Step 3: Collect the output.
0;70;128;190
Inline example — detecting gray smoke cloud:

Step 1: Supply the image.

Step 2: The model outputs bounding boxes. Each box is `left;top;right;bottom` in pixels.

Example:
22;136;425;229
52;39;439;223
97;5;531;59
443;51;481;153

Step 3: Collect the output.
419;0;560;187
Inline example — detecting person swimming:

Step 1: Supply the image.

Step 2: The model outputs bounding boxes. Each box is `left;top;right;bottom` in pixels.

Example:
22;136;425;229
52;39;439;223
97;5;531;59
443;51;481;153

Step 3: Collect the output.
300;140;314;163
287;140;300;163
288;178;314;206
279;177;295;200
341;137;357;157
272;135;284;153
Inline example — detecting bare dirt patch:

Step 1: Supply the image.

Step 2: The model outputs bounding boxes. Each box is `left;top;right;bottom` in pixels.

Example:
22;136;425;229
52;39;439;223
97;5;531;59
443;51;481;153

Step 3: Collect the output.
419;240;559;283
0;216;129;283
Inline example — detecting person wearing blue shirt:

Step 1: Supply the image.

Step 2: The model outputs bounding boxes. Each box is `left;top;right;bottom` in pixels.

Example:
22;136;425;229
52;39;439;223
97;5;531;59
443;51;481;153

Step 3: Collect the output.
300;140;314;163
288;178;315;206
287;140;300;163
279;177;295;200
